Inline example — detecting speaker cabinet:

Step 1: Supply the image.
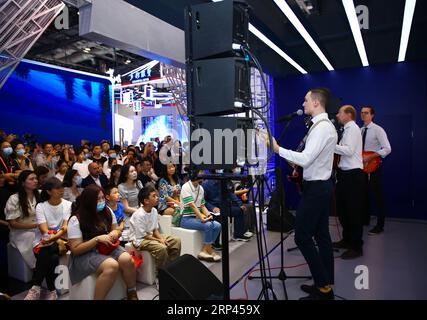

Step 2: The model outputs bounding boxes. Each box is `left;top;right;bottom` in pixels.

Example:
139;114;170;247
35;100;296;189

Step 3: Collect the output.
187;57;251;116
159;254;223;300
185;0;249;61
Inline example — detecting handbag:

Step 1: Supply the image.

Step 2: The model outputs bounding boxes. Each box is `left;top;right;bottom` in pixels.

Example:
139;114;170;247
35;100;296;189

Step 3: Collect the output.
97;238;120;255
171;208;182;227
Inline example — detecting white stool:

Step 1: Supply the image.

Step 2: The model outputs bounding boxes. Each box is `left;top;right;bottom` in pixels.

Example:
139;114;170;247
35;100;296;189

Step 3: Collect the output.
69;272;127;300
7;243;33;283
124;242;156;285
158;214;172;235
170;227;203;257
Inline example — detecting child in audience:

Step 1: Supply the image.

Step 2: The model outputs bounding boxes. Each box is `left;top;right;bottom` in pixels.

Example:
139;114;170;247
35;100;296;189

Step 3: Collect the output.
129;186;181;270
25;177;71;300
105;185;125;237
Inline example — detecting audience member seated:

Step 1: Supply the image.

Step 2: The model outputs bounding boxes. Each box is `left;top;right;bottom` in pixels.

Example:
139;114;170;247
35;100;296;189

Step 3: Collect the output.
123;148;138;167
158;162;181;216
90;145;108;168
13;143;34;172
203;179;252;242
34;166;49;189
67;185;138;300
118;165;143;242
103;150;118;178
81;162;109;189
5;171;40;271
137;158;159;188
109;164;122;187
35;143;59;177
55;160;69;182
72;148;92;179
62;169;83;203
105;185;125;240
180;176;221;262
129;186;181;270
100;140;110;159
25;177;71;300
1;141;18;186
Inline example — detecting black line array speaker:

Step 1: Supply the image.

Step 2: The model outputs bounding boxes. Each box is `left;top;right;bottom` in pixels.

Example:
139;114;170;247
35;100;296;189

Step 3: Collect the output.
189;116;252;170
185;0;249;61
158;254;223;300
187;57;251;116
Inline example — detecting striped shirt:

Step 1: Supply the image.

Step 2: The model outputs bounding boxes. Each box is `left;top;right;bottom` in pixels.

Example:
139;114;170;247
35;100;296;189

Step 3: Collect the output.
180;181;206;216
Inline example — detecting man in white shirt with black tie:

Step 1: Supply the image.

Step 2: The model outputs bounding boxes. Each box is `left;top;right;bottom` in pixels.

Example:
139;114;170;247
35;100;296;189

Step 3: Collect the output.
273;88;337;300
361;106;391;235
333;105;365;259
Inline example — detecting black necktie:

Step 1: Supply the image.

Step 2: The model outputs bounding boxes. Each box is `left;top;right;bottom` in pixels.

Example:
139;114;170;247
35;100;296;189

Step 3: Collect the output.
362;127;368;151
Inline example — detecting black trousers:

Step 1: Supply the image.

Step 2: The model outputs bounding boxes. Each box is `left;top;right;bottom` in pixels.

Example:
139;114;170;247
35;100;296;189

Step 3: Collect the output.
295;180;334;287
336;169;365;251
364;168;386;228
33;243;59;291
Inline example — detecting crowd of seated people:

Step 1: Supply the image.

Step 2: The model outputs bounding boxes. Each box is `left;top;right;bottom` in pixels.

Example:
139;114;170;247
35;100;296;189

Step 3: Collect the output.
0;129;252;300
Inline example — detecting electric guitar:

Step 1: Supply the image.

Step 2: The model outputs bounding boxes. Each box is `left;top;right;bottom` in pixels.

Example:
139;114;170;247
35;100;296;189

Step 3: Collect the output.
362;151;381;174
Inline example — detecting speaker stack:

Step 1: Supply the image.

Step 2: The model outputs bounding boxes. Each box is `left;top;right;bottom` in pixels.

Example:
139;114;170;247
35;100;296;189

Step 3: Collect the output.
185;0;253;170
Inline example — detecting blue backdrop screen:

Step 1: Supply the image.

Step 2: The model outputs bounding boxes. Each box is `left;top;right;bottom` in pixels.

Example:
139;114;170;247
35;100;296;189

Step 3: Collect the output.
0;60;113;146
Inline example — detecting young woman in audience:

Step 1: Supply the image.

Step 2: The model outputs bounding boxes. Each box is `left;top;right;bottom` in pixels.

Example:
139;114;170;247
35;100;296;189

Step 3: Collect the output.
109;164;122;187
4;171;40;271
142;142;158;168
158;162;181;216
62;169;83;202
67;185;138;300
118;165;143;241
24;177;71;300
55;160;69;182
13;143;34;172
180;175;221;262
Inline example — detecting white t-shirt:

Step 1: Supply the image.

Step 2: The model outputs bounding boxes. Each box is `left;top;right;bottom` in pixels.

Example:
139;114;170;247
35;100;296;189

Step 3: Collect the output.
128;207;159;247
180;181;205;216
67;211;117;240
55;173;65;182
34;199;72;247
72;160;92;179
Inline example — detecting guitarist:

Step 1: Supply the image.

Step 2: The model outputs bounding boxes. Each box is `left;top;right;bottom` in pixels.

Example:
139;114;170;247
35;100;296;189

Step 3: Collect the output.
272;88;337;300
333;106;365;259
360;106;391;235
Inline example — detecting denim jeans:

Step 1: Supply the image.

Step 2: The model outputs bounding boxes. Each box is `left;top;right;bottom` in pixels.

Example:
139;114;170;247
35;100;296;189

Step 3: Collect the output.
180;216;221;245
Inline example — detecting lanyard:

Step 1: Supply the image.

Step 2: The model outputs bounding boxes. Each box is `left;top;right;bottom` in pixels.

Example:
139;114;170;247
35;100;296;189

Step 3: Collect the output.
0;156;12;173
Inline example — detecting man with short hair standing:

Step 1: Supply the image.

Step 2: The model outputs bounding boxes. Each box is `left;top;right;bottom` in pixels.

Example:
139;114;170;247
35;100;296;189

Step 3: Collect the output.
273;88;337;300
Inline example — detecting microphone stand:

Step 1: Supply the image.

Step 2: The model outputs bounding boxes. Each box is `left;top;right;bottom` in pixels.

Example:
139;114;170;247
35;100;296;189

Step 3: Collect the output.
249;117;311;300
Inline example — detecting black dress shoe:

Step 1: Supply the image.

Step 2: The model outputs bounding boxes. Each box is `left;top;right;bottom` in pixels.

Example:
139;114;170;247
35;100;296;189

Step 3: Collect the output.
332;239;350;249
300;284;316;294
340;249;363;260
299;288;334;300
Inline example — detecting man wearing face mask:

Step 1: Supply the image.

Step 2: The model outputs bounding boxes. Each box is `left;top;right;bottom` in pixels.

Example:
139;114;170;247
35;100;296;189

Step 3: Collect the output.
81;162;109;189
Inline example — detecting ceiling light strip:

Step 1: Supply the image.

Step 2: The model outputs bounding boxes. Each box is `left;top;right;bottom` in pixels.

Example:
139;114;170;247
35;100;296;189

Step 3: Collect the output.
273;0;334;71
398;0;417;62
342;0;369;67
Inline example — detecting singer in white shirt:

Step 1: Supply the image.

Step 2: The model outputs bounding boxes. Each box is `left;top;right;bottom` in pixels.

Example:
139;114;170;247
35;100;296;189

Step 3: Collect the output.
333;105;365;259
272;88;336;300
360;106;391;235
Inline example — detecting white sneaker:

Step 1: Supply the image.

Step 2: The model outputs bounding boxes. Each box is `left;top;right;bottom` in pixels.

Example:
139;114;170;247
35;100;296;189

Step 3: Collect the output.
244;231;254;238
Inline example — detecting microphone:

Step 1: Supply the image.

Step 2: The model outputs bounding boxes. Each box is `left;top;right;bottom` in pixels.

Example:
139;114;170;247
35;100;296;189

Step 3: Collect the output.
276;109;304;122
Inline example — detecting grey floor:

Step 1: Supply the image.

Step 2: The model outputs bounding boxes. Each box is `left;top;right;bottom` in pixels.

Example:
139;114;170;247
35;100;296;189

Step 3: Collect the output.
12;217;427;300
